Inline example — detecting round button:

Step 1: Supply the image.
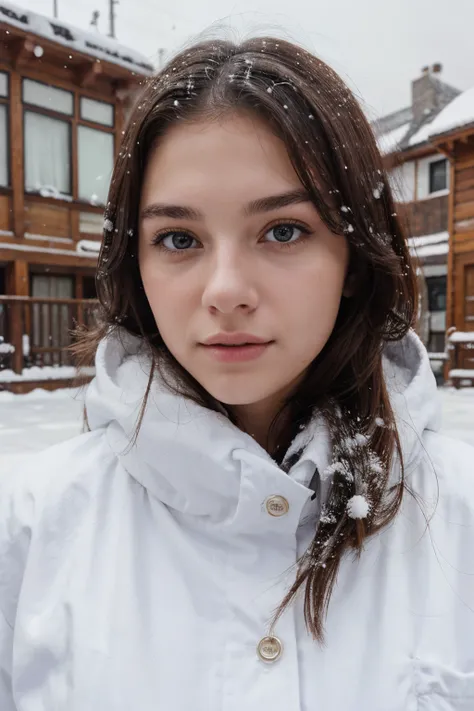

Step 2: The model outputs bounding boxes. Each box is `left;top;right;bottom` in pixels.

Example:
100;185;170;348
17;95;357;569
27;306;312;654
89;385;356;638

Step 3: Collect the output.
265;495;289;517
257;636;283;663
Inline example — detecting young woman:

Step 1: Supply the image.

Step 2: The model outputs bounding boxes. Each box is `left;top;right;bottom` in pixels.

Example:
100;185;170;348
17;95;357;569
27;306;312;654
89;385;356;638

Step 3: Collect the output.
1;37;474;711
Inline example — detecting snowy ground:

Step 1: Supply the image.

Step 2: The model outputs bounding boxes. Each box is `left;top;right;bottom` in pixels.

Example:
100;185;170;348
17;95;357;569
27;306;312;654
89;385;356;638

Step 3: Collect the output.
0;385;473;466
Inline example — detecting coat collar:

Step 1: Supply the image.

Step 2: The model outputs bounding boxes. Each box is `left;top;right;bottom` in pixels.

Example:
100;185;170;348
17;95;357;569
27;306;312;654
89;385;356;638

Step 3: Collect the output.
85;329;440;522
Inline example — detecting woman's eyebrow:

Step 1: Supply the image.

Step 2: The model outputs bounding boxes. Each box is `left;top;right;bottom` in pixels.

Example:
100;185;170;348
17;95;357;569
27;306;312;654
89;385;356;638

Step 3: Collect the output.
140;189;310;222
244;189;310;215
140;204;203;220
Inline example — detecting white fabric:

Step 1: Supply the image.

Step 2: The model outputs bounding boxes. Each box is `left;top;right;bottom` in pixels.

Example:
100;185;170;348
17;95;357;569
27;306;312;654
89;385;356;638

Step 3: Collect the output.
1;330;474;710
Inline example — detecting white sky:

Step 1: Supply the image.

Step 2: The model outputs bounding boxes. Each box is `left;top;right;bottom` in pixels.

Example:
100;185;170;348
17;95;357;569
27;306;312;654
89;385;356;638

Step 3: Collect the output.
15;0;474;118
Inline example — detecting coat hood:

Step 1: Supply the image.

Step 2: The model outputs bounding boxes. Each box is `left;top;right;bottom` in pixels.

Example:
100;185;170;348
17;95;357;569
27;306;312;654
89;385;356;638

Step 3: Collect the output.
85;329;441;521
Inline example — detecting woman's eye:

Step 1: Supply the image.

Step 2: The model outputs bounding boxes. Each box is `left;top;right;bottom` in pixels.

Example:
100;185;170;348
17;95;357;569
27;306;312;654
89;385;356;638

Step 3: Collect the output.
264;223;306;244
156;232;198;250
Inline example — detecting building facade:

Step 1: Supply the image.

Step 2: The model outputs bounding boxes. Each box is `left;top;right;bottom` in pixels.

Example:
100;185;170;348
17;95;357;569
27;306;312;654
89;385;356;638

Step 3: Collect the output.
374;65;460;371
0;2;151;389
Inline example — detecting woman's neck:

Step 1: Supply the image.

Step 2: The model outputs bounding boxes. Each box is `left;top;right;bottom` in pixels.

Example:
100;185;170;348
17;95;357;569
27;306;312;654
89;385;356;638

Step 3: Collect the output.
231;392;290;453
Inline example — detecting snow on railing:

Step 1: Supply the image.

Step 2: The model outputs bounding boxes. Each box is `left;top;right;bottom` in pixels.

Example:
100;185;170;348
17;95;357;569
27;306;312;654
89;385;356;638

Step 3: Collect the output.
447;329;474;388
448;331;474;344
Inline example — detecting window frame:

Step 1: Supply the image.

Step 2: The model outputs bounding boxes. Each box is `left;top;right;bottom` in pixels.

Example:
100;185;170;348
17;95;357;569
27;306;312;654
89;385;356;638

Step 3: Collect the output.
0;71;10;189
426;275;447;313
77;122;115;204
20;75;117;207
79;96;115;128
23;107;73;197
428;158;448;196
22;77;74;116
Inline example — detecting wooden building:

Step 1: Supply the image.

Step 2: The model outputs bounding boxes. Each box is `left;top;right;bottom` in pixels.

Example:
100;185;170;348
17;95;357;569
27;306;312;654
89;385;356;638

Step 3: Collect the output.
0;2;152;390
374;64;460;379
425;88;474;378
376;75;474;382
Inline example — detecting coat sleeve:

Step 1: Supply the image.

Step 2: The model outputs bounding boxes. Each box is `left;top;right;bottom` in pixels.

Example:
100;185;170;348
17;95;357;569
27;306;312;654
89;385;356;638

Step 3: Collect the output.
0;461;36;711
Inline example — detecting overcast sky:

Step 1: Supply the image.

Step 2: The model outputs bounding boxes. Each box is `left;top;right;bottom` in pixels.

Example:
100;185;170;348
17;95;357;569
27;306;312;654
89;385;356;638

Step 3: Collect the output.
18;0;474;118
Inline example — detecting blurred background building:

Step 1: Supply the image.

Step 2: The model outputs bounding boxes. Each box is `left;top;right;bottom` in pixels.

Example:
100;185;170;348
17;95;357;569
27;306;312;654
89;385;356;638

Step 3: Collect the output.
0;1;151;390
374;65;474;385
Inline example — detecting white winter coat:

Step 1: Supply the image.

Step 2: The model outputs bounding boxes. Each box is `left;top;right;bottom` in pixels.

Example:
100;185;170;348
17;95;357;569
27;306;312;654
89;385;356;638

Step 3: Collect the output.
1;330;474;711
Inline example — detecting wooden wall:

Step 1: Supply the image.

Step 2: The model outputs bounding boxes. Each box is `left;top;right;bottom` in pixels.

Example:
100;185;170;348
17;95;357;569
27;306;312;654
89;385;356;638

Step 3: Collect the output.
399;194;448;237
446;137;474;340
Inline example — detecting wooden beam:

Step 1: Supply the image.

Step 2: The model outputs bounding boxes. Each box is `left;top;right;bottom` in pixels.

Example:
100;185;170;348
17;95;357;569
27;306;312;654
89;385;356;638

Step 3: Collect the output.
71;87;79;241
76;61;103;89
446;158;456;329
10;36;35;69
6;259;28;296
436;143;455;159
9;70;24;239
0;246;96;269
444;156;456;382
414;159;418;201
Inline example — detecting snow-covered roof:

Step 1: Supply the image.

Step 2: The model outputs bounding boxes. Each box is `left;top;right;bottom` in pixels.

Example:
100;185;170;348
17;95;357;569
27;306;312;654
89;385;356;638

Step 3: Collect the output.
424;86;474;140
407;230;449;259
408;119;438;147
407;231;448;249
374;73;460;154
411;242;448;259
377;122;411;156
0;1;154;75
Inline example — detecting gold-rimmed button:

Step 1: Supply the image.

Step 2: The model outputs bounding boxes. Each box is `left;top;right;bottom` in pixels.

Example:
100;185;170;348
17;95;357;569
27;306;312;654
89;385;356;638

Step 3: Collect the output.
257;636;283;663
265;495;289;517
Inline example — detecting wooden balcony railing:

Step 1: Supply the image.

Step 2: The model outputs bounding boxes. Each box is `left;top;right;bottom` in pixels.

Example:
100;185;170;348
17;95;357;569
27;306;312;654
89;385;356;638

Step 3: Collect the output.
447;328;474;387
0;296;99;374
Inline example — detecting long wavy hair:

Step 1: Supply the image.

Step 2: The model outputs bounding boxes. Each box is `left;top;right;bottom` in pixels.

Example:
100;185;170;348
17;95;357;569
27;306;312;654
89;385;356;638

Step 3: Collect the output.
75;37;418;641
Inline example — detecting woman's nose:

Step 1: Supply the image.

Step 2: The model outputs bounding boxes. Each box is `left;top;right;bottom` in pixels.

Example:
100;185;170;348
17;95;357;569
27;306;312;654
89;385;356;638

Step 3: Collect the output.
201;249;259;314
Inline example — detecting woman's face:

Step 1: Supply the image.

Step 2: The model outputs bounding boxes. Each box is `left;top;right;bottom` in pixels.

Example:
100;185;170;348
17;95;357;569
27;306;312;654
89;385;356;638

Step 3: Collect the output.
139;112;349;408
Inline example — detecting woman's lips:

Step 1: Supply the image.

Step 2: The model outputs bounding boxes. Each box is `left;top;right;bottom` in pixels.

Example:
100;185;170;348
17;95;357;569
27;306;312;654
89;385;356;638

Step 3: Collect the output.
200;342;273;363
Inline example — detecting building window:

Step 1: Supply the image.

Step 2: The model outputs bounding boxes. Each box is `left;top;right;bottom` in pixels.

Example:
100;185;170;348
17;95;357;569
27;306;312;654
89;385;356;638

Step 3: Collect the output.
429;159;447;194
23;78;73;115
426;275;447;312
80;97;114;127
0;71;9;187
78;125;114;205
23;79;73;197
24;111;71;196
428;332;445;354
22;77;115;205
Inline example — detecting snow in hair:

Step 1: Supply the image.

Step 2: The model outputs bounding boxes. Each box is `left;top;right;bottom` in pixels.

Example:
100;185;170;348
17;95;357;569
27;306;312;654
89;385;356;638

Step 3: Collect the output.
346;495;370;519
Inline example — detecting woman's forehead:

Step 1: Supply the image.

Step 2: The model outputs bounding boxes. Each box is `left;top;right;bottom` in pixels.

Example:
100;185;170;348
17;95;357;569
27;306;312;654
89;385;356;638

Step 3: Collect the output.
140;114;306;207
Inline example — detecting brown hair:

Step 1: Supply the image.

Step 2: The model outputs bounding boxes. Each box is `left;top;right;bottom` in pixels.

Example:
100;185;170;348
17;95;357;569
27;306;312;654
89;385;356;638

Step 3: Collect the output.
75;37;418;641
